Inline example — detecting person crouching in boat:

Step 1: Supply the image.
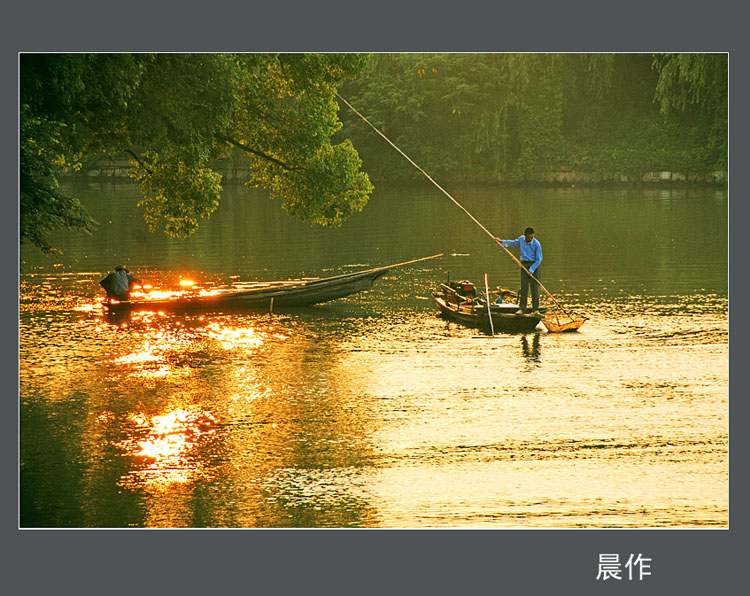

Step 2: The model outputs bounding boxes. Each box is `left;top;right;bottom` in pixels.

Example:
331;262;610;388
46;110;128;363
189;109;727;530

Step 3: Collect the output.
100;265;140;304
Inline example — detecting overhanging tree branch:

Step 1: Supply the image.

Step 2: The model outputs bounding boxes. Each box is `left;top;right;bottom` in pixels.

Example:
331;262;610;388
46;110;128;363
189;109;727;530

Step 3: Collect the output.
219;135;301;171
20;53;371;253
125;149;152;174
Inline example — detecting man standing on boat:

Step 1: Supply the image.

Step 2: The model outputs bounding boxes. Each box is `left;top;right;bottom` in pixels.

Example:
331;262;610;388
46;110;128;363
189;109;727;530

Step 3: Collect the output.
100;265;140;304
495;227;543;314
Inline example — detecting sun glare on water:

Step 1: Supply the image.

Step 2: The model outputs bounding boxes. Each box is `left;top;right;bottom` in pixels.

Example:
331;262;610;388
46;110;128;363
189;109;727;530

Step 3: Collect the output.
117;407;219;491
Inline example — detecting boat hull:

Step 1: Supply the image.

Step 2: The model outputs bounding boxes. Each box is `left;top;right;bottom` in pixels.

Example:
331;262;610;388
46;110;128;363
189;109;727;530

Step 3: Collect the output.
433;292;542;333
104;267;390;314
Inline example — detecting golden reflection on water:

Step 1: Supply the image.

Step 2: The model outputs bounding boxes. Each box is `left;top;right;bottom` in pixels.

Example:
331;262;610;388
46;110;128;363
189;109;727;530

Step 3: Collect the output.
197;328;380;527
109;333;197;382
202;320;273;350
117;406;220;492
92;313;364;526
102;316;272;384
19;286;728;528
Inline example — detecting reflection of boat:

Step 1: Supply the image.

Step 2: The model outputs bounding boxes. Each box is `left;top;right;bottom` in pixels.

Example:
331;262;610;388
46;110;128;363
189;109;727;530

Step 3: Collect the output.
432;281;543;333
103;255;441;314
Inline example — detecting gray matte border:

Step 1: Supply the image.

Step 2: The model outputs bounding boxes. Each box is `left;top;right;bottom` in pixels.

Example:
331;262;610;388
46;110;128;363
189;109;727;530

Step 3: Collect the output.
6;1;744;594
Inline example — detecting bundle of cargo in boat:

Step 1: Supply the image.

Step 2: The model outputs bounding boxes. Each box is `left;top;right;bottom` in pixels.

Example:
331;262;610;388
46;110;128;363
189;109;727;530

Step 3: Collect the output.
542;314;586;333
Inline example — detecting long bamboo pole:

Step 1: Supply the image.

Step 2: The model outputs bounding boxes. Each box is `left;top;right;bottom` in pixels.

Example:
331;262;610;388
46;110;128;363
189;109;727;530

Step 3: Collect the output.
337;93;576;321
384;253;445;269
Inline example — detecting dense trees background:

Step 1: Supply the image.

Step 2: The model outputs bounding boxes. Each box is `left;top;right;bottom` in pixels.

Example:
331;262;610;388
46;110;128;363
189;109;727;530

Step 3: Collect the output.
20;53;727;254
337;53;727;183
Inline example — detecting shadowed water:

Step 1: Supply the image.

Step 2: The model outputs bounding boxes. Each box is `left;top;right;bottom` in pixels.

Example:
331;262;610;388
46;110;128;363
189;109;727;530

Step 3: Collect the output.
19;181;728;527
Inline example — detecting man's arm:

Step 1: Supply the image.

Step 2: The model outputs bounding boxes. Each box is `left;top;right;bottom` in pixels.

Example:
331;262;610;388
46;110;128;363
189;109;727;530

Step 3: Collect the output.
529;241;543;274
498;236;521;248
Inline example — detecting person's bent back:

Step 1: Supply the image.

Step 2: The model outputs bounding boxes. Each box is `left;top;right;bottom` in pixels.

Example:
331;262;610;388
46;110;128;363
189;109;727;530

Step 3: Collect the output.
100;265;139;304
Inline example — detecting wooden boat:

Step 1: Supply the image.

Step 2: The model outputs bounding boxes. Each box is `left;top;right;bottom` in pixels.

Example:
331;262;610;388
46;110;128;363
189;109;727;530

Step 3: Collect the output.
102;255;441;314
432;282;543;333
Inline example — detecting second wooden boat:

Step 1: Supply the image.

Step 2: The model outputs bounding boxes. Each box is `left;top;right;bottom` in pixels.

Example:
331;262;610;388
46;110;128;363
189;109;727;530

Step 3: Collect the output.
433;282;543;333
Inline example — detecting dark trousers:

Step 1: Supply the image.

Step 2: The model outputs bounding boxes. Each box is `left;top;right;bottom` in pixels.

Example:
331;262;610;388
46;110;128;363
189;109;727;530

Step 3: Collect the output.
519;262;540;312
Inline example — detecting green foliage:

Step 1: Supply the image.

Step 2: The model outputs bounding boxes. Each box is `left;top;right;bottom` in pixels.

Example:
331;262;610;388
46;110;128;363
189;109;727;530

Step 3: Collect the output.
653;53;727;168
338;53;726;183
19;104;97;253
339;54;614;181
230;53;373;225
20;53;372;253
130;150;223;237
269;140;372;226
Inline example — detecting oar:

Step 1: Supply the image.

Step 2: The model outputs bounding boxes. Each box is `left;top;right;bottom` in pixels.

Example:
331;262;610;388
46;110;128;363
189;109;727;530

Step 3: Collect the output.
483;273;495;335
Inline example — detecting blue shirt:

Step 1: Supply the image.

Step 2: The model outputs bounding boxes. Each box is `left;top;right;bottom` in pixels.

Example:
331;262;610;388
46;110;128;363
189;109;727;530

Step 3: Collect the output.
502;236;543;273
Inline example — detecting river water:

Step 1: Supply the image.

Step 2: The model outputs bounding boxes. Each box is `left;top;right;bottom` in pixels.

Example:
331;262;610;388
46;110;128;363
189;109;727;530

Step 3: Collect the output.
19;181;728;528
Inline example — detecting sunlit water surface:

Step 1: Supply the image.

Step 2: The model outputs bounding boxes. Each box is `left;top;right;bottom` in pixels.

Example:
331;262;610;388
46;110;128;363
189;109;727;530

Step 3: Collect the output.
20;182;727;528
